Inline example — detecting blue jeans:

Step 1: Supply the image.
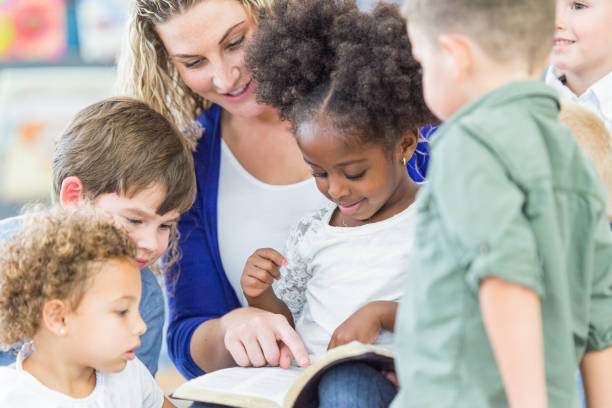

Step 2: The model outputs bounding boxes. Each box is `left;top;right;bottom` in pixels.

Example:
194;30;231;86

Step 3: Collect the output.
577;370;586;408
314;362;396;408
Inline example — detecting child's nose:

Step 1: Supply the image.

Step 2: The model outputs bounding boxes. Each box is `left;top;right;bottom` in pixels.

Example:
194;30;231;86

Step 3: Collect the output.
555;3;567;30
134;313;147;336
134;227;158;254
327;176;349;200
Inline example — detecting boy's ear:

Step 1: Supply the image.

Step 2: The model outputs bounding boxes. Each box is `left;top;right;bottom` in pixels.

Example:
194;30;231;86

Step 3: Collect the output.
438;34;472;82
41;299;69;337
60;176;86;207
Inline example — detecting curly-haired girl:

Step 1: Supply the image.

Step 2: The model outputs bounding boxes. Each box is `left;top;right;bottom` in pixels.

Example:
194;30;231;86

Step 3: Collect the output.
0;208;174;407
239;0;436;406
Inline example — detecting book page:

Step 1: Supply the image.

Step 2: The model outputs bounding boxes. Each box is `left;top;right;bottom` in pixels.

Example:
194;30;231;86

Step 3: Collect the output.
179;366;305;406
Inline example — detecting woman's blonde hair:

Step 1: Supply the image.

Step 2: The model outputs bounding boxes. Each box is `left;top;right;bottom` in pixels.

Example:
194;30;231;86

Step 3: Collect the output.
115;0;274;149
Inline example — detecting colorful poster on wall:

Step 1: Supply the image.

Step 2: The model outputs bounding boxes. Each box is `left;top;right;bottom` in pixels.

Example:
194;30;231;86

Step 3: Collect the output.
0;0;67;61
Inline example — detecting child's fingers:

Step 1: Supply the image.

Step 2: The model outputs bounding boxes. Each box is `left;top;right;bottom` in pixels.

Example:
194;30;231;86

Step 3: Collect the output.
251;258;282;280
327;336;336;350
246;266;277;286
253;248;287;276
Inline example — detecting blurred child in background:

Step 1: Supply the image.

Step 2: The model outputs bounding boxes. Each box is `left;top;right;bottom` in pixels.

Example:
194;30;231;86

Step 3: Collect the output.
546;0;612;133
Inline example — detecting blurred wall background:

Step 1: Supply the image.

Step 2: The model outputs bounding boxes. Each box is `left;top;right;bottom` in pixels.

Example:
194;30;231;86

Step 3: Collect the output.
0;0;123;218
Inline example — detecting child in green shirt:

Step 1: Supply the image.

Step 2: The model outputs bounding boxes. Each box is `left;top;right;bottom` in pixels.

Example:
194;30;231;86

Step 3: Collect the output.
393;1;612;407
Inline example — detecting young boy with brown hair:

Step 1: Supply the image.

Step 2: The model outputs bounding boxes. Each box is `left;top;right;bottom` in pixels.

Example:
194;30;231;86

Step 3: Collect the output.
393;1;612;407
0;97;196;376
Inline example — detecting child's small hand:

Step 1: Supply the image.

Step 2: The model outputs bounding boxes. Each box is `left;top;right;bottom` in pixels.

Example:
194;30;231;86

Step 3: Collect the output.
381;369;399;390
327;303;383;350
241;248;287;299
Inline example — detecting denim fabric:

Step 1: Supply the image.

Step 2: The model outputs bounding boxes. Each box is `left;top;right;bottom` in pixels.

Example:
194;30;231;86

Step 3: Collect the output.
577;371;586;408
314;362;396;408
0;216;165;376
138;267;165;376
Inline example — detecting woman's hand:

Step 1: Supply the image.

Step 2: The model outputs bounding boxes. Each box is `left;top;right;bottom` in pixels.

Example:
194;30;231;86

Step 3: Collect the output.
223;307;310;369
327;301;398;350
241;248;286;299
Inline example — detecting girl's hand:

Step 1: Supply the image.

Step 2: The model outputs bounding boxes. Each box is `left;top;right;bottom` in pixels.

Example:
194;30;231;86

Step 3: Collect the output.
241;248;287;299
382;369;399;390
327;301;398;350
327;302;383;350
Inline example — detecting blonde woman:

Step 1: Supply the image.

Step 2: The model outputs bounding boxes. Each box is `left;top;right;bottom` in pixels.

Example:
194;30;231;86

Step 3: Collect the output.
116;0;327;379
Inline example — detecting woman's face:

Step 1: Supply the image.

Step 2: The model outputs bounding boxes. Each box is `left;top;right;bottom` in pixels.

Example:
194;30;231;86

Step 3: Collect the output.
155;0;265;118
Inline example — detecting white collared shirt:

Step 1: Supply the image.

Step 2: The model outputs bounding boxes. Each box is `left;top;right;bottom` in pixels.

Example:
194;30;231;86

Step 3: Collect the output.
545;66;612;134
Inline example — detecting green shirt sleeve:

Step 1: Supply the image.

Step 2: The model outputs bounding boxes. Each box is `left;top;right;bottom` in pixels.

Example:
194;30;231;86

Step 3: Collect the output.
432;129;544;296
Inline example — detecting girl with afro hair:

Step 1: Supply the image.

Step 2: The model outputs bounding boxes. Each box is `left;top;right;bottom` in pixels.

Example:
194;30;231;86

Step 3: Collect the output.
240;0;437;406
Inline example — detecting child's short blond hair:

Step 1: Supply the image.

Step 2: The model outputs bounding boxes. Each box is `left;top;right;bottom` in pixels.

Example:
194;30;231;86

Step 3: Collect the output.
0;207;135;347
559;100;612;220
402;0;555;72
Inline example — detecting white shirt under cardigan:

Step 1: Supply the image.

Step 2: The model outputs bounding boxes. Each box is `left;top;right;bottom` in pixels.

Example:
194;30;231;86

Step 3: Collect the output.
545;66;612;133
217;139;328;306
274;202;416;360
0;344;164;407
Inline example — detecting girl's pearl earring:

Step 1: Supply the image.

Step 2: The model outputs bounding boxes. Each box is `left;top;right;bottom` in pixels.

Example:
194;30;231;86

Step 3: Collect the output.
402;157;407;166
59;328;65;336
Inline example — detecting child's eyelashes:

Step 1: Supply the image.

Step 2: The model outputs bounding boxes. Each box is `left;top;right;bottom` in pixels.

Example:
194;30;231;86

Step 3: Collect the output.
311;170;366;180
345;170;366;180
160;223;173;230
115;309;129;317
126;218;143;225
571;1;587;10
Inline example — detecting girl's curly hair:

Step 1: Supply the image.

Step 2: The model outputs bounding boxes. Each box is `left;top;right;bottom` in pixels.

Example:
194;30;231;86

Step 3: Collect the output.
246;0;438;151
0;207;136;348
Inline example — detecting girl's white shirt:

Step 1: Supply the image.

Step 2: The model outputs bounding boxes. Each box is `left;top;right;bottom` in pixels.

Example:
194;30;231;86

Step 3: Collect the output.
274;201;416;360
545;66;612;134
217;139;328;306
0;343;164;408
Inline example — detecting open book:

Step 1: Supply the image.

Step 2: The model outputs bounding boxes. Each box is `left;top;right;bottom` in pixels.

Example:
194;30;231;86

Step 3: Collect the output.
171;341;394;408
